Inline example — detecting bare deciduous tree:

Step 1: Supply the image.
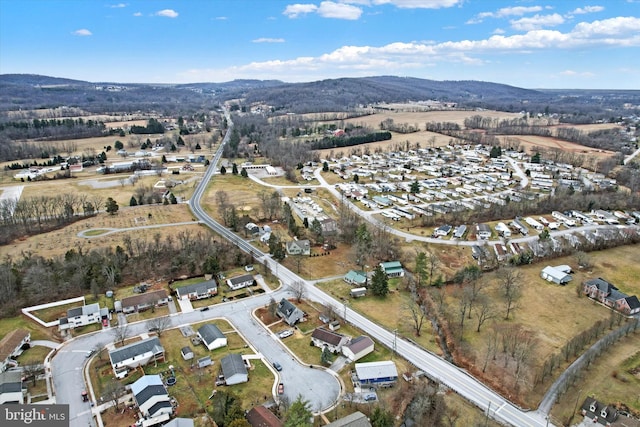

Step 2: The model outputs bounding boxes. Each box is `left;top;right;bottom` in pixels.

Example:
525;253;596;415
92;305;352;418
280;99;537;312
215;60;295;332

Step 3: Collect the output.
291;281;306;303
403;295;427;337
147;316;171;337
474;295;495;333
497;267;522;320
111;323;129;347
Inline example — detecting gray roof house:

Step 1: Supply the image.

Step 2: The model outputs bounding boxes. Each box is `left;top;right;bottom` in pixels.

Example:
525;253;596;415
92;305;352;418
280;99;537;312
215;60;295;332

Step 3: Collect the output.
0;370;24;404
109;337;165;378
311;328;350;354
325;411;372;427
131;375;172;418
286;239;311;256
175;280;218;300
276;299;304;326
342;336;374;362
220;353;248;385
197;324;227;351
540;266;573;285
580;397;618;426
0;329;30;372
59;303;109;330
227;274;255;291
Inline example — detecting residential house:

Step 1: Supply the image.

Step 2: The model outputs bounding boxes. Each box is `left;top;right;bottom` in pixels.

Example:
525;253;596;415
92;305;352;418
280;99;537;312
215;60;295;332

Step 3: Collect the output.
452;225;467;239
379;261;404;278
325;411;372;427
276;299;304;326
476;223;492;240
311;328;350;353
131;375;173;418
227;274;255;291
343;270;367;287
59;303;109;330
175;280;218;300
109;337;165;378
434;224;452;237
583;278;640;315
319;218;339;236
197;324;227;351
220;353;248;385
580;397;618;426
0;370;24;404
286;239;311;256
120;290;170;314
540;266;573;285
354;361;398;388
493;243;508;261
164;419;194;427
0;329;30;372
342;336;374;362
246;406;283;427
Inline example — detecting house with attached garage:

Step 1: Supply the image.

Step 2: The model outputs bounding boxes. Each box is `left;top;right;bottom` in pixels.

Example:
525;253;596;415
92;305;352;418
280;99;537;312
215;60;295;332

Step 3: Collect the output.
342;336;374;362
58;302;109;330
0;329;30;372
109;337;165;378
379;261;404;278
131;375;173;419
286;239;311;256
120;290;170;314
226;274;255;291
197;324;227;351
311;328;350;354
580;397;620;427
220;353;248;385
175;280;217;300
583;277;640;315
276;299;305;326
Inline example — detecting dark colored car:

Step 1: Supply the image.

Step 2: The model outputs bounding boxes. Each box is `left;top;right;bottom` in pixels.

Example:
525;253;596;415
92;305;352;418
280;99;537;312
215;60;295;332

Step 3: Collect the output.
273;361;282;371
200;306;210;312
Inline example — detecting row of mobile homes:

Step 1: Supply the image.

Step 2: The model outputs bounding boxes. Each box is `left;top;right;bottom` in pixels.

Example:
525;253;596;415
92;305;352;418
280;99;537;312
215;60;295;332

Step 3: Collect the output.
453;225;467;239
552;211;576;227
524;217;544;231
476;223;491;240
495;222;511;238
392;206;415;220
569;210;593;224
592;210;619;224
510;218;529;236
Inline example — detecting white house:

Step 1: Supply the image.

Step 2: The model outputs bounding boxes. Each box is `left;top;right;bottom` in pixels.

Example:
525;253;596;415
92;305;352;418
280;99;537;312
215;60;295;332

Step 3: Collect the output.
0;329;30;372
220;354;248;385
0;371;23;404
175;280;217;300
226;274;255;291
286;239;311;256
342;336;374;362
311;328;350;353
131;375;172;418
109;337;165;378
540;266;573;285
379;261;404;278
197;324;227;351
59;303;108;331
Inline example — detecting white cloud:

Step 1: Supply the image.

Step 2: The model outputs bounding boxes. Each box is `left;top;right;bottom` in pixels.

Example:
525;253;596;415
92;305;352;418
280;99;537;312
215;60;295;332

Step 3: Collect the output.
72;29;92;36
558;70;595;78
156;9;178;18
133;12;142;17
215;16;228;20
109;3;127;8
467;6;543;24
492;28;505;35
317;1;362;19
372;0;462;8
253;38;285;43
570;6;604;15
283;3;318;18
510;13;564;31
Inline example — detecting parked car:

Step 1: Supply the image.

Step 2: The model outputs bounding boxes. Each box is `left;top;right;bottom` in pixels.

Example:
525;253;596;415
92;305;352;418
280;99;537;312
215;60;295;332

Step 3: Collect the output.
85;350;95;358
81;390;88;402
278;383;284;395
200;306;210;312
102;318;108;327
278;329;294;339
364;393;377;402
244;265;254;272
273;361;282;371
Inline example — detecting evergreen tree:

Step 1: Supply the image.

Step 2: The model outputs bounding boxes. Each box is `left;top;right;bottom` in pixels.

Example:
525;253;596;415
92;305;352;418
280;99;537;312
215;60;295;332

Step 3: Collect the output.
303;217;309;228
161;155;167;163
322;161;329;172
410;180;420;193
284;395;313;427
129;196;138;207
169;193;177;204
531;152;541;163
370;407;394;427
105;197;119;215
321;346;332;365
232;163;239;175
195;143;201;150
240;168;248;178
220;165;227;175
490;146;502;158
114;140;124;150
370;265;389;297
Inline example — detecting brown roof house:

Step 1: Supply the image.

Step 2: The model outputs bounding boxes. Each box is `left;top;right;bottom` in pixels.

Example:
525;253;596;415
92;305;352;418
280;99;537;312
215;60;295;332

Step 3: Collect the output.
246;406;283;427
342;336;374;362
120;290;170;314
311;328;349;354
0;329;30;372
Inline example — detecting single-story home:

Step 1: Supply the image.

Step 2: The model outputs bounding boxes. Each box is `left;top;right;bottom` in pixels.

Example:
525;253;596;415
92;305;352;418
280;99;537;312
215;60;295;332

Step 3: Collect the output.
342;336;374;362
180;347;194;361
131;375;173;418
120;290;170;314
0;329;30;372
286;239;311;256
325;411;372;427
0;370;24;404
354;361;398;388
476;223;492;240
220;353;248;385
109;337;165;378
434;224;452;237
311;328;350;354
344;270;367;286
246;406;283;427
59;303;109;331
227;274;255;291
379;261;404;278
540;266;573;285
175;280;218;300
197;324;227;351
276;299;304;326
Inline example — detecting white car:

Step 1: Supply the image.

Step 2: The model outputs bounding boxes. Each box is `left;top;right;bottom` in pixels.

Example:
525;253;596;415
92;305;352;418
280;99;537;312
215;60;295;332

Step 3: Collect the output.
244;265;254;272
278;329;294;339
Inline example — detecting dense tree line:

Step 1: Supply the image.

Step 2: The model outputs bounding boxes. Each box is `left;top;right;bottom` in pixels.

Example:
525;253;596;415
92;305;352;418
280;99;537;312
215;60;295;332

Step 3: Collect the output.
130;118;165;134
309;131;391;150
0;229;251;318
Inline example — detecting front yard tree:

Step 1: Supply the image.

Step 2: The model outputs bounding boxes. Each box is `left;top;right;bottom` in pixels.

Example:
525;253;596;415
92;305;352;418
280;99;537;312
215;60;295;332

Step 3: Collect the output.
370;265;389;297
220;165;227;175
370;406;394;427
103;379;125;412
410;180;420;193
321;346;332;365
291;280;306;303
105;197;119;215
146;316;171;337
322;161;329;172
111;323;129;347
285;395;313;427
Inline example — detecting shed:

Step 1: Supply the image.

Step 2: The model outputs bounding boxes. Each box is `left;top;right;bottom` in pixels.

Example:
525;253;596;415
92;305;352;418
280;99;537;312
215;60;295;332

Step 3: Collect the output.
180;346;194;361
540;266;573;285
350;287;367;298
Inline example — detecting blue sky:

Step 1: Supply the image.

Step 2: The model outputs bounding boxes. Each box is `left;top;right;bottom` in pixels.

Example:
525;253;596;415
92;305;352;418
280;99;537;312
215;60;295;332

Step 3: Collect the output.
1;0;639;89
